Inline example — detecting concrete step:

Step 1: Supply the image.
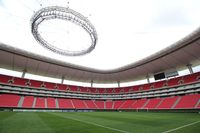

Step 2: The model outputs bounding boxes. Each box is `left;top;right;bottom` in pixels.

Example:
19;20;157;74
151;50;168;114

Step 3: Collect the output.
18;96;24;107
155;98;164;109
171;97;181;109
55;98;59;108
32;97;36;108
195;99;200;108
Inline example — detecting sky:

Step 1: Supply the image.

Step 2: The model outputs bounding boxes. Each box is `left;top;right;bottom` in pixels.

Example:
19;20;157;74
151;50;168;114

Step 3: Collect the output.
0;0;200;71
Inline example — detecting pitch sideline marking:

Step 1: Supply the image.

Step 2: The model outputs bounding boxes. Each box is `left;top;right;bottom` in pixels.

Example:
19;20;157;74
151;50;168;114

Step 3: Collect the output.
162;120;200;133
51;113;130;133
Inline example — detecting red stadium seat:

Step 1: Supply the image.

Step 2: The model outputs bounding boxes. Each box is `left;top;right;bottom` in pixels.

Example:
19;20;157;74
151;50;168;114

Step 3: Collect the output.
183;72;200;84
174;94;200;109
167;77;183;87
47;97;56;108
105;100;113;109
143;98;161;109
29;80;43;88
84;100;97;109
22;96;34;108
0;74;12;84
132;99;148;109
120;100;136;109
157;96;179;109
94;100;104;109
35;97;45;108
58;98;74;109
72;99;87;109
113;100;124;109
0;94;20;107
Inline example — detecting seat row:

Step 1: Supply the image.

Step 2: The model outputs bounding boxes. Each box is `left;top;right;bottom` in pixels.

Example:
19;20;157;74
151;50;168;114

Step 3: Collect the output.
0;93;199;109
0;72;200;94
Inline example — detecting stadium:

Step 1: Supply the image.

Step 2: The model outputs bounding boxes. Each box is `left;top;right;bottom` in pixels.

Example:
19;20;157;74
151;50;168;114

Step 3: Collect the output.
0;0;200;133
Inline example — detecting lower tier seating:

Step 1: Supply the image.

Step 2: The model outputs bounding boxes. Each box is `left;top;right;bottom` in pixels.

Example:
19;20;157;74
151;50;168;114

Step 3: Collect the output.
22;96;34;108
47;98;56;108
0;94;20;107
35;97;45;108
94;100;105;109
174;94;200;109
0;93;199;110
132;99;148;109
58;98;74;109
105;101;114;109
113;100;124;109
120;100;136;109
84;100;97;109
72;99;87;109
143;98;161;109
156;96;179;109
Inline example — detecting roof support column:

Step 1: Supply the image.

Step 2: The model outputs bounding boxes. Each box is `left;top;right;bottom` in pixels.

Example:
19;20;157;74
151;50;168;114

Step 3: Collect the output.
146;74;150;83
91;80;93;87
117;81;120;88
187;64;193;74
61;76;65;84
21;69;26;78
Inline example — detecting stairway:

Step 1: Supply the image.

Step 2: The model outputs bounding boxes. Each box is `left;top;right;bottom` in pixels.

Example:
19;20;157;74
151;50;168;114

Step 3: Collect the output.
18;96;24;107
112;101;115;109
45;98;47;108
55;98;59;108
32;97;36;108
93;100;99;109
83;101;88;109
171;97;181;109
155;98;164;109
118;101;126;109
142;99;150;109
195;99;200;108
70;99;75;109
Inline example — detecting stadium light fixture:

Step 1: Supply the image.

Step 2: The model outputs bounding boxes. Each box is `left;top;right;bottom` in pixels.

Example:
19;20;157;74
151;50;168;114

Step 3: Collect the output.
31;6;97;56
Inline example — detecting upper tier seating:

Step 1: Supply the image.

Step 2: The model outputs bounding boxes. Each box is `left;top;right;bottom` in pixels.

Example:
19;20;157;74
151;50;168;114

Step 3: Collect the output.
29;80;43;88
0;72;200;94
154;80;166;89
167;77;183;87
0;75;12;84
183;72;200;84
0;72;199;110
45;82;56;90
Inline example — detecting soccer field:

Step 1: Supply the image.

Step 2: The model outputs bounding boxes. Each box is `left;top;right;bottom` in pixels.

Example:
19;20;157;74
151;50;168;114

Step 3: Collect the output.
0;111;199;133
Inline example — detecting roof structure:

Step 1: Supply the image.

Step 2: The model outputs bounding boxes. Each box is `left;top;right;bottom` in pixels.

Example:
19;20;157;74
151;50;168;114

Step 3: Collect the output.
0;0;200;83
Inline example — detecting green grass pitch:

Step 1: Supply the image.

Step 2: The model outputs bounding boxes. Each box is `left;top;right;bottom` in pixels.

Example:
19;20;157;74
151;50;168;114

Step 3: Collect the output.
0;111;200;133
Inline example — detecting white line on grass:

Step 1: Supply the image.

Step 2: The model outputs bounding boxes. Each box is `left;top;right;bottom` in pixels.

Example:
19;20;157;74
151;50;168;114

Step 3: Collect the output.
162;120;200;133
51;113;130;133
